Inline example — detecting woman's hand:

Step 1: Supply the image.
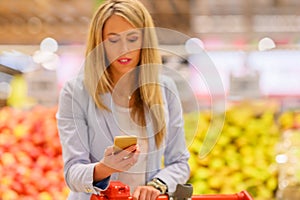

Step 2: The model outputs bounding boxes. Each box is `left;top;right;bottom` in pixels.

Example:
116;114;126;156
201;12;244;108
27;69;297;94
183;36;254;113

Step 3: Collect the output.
132;186;161;200
100;145;140;173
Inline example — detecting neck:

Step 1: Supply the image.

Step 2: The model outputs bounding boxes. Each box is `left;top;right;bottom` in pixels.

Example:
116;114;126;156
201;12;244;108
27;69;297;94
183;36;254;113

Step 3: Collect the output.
111;70;135;85
111;73;136;107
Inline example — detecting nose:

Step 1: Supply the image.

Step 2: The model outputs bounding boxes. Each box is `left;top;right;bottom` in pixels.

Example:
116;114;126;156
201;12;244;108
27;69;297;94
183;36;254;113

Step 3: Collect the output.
119;39;129;55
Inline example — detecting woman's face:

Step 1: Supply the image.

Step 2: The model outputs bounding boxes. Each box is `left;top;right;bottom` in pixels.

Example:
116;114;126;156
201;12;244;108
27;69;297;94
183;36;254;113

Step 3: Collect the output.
103;15;143;82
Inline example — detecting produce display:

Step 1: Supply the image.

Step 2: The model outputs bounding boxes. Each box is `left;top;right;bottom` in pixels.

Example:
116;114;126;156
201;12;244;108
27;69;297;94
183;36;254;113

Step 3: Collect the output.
0;106;69;200
278;110;300;130
276;113;300;200
185;101;281;200
0;101;299;200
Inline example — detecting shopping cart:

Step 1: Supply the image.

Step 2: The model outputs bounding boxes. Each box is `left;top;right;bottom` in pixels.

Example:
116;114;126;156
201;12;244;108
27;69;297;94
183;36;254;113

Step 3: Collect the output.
90;181;254;200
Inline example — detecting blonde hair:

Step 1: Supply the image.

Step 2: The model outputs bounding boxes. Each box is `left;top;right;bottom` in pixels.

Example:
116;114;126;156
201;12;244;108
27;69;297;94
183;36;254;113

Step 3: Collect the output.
84;0;166;148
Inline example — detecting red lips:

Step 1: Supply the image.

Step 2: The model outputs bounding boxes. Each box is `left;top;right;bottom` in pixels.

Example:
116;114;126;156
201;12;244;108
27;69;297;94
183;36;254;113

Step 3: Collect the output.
117;57;132;65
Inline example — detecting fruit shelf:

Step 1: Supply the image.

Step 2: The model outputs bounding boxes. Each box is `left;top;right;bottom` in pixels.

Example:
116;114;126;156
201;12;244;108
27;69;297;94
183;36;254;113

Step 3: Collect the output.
184;101;282;200
0;106;69;200
1;101;299;199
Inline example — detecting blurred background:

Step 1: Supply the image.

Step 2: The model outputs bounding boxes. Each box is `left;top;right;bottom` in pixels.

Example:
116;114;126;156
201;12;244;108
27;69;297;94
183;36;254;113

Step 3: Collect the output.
0;0;300;200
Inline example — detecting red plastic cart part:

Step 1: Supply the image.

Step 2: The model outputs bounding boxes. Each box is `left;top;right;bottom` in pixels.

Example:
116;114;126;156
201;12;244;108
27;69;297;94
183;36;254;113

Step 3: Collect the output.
156;191;253;200
90;181;254;200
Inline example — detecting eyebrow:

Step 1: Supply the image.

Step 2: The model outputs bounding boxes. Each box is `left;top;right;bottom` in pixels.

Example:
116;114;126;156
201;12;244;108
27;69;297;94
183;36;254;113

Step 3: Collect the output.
107;31;140;36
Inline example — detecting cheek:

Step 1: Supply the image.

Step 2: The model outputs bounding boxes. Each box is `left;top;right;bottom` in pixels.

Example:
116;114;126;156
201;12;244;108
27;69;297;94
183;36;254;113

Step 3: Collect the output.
128;40;143;52
104;46;119;63
130;50;141;63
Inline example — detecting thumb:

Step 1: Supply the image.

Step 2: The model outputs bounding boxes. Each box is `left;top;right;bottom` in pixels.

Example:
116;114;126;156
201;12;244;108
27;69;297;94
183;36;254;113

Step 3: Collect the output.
104;146;114;156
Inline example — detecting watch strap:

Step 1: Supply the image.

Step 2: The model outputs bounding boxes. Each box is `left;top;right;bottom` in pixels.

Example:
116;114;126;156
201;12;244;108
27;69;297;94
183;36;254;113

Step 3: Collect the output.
147;178;168;194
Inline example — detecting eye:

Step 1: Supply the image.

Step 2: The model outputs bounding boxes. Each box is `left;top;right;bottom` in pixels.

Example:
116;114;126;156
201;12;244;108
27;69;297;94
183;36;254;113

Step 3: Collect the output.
127;36;139;43
108;36;120;43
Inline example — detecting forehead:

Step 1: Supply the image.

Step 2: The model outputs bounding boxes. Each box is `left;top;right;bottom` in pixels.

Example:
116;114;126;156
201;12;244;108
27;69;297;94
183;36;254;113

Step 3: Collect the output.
103;15;138;35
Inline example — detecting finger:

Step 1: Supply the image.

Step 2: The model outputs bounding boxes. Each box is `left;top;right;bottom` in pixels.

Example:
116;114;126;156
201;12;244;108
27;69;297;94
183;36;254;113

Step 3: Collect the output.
126;162;134;169
122;148;140;161
145;190;152;200
124;144;138;153
132;187;140;200
122;152;133;160
133;149;140;160
119;159;134;171
144;187;156;200
125;160;135;171
136;144;140;152
121;153;139;167
117;145;138;160
104;146;114;156
150;189;160;200
139;188;147;200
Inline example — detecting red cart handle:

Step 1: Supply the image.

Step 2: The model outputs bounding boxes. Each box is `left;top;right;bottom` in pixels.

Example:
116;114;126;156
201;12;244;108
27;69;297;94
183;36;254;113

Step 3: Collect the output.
90;181;254;200
156;191;252;200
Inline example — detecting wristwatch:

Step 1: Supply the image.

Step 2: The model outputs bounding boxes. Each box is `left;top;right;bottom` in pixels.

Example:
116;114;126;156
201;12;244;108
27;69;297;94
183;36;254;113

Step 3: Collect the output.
147;178;168;194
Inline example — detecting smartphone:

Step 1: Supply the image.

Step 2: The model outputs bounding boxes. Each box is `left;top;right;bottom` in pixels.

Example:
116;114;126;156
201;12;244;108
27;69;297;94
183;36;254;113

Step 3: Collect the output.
113;135;137;153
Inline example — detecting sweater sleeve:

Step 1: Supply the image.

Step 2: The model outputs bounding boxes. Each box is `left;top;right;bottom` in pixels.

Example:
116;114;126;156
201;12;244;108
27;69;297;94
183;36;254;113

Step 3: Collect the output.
154;76;190;192
56;79;110;194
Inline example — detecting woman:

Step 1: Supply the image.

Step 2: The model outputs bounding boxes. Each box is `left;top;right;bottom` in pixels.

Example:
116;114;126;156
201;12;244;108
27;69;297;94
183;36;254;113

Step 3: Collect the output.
57;0;190;199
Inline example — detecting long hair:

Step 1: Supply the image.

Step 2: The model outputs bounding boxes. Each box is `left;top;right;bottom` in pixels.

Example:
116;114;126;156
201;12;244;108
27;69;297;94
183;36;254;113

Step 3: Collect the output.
84;0;166;148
